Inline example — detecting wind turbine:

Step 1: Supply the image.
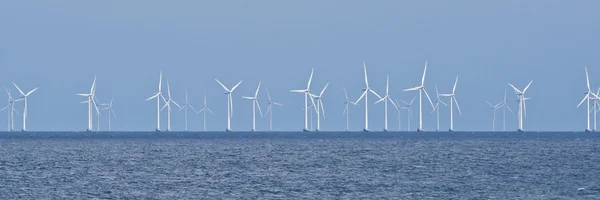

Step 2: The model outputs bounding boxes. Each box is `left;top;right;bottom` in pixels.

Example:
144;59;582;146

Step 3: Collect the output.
100;98;116;131
242;81;263;132
161;80;181;132
400;97;416;131
13;83;38;132
0;87;21;131
485;100;503;132
508;80;533;132
342;86;355;132
499;89;515;132
354;62;382;132
310;82;329;131
439;76;462;132
403;61;434;132
290;68;315;132
179;86;198;131
264;89;283;132
374;75;398;132
432;85;448;131
76;77;98;132
145;71;163;132
196;93;215;132
216;79;242;132
577;67;598;132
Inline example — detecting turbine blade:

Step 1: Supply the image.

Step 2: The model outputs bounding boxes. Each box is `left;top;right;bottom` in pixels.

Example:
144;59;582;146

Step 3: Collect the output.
486;100;494;108
215;79;230;92
145;93;159;101
290;89;306;93
12;83;24;96
254;81;261;97
422;88;435;109
319;99;326;118
196;108;205;114
265;105;272;117
363;61;369;88
386;74;389;95
355;91;367;104
242;96;254;100
231;80;243;92
421;60;427;86
256;100;263;117
320;82;329;97
585;67;591;91
369;89;382;99
206;107;215;116
77;94;90;97
403;86;421;92
452;75;458;94
389;97;398;109
266;88;272;102
342;105;348;116
577;95;588;108
374;97;385;104
273;102;284;106
508;83;522;94
307;68;314;90
26;87;38;96
343;86;349;101
523;80;533;93
454;96;462;116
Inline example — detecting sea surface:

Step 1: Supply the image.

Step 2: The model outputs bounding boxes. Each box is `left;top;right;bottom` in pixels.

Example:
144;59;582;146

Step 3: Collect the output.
0;131;599;199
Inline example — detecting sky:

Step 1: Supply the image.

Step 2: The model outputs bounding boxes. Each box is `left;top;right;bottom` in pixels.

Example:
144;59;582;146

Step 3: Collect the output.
0;0;599;132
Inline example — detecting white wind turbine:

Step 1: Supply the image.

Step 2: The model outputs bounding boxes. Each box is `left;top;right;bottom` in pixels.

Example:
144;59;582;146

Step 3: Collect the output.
498;89;515;132
216;79;242;132
439;76;462;132
310;82;329;131
145;71;163;132
179;86;198;132
485;100;503;132
508;80;533;132
290;68;315;132
375;75;399;132
403;61;434;132
13;83;38;132
161;80;181;132
432;85;448;132
591;87;600;131
196;93;215;132
577;67;598;132
0;87;22;131
400;97;416;131
100;98;116;131
242;81;263;132
354;62;382;132
342;86;356;132
264;89;283;132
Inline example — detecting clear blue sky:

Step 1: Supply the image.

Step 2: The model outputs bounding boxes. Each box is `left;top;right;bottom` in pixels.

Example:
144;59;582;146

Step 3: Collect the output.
0;1;598;131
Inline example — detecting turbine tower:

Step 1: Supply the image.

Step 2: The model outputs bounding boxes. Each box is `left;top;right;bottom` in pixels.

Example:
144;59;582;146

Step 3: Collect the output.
161;80;181;132
354;62;382;132
216;79;242;132
432;85;448;132
508;80;533;132
290;68;315;132
264;89;283;132
100;98;116;131
310;82;329;131
577;67;597;132
242;81;263;132
0;87;22;132
77;76;99;132
499;89;514;132
13;83;38;132
403;61;434;132
145;71;163;132
375;75;398;132
342;86;355;132
196;93;215;132
439;76;462;132
179;86;198;132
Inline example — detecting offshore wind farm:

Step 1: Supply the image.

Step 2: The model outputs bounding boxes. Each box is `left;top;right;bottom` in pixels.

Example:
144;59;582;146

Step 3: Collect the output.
3;1;600;199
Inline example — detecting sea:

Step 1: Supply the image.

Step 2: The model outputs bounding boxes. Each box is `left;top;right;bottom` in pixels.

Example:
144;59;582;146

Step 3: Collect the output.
0;131;599;199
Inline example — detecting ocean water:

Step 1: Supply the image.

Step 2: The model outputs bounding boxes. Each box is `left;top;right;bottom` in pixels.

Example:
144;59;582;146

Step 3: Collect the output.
0;131;599;199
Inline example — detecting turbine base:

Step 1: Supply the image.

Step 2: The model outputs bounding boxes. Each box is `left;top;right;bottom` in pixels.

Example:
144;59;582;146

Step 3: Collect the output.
363;128;369;132
585;129;592;132
316;129;320;132
155;129;161;132
87;129;92;132
517;129;524;132
417;128;424;132
303;128;309;132
383;129;388;132
21;129;27;132
252;129;256;132
449;129;455;132
226;129;232;132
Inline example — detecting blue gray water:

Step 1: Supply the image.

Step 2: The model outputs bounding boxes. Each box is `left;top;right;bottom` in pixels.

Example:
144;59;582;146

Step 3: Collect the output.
0;132;599;199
